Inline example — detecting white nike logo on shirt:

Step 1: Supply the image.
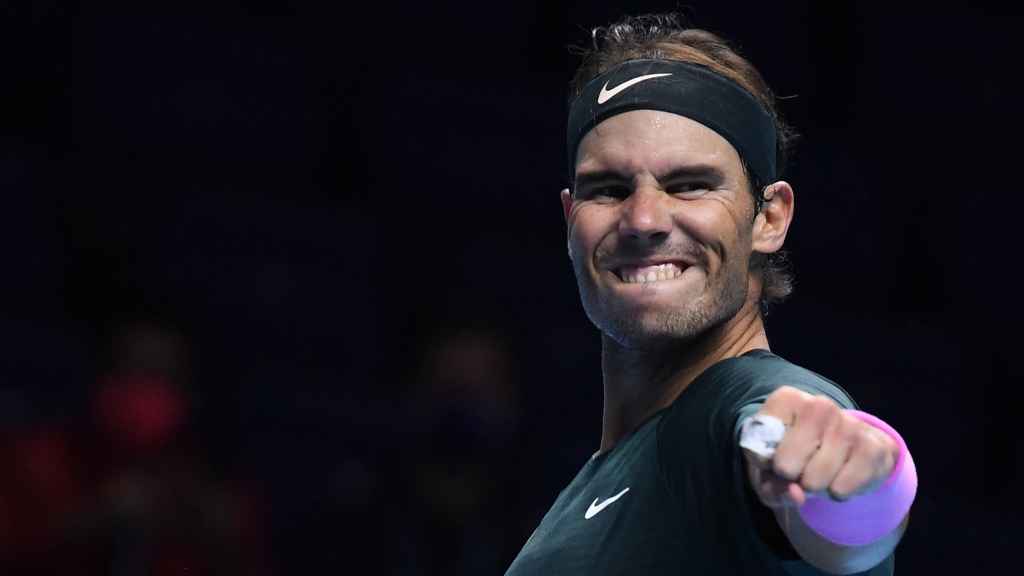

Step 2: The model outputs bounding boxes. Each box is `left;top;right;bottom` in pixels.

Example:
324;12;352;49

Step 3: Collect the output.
584;487;631;519
597;74;672;104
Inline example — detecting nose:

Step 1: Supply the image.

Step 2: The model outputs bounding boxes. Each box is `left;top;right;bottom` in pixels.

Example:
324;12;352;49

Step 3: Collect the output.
619;186;672;245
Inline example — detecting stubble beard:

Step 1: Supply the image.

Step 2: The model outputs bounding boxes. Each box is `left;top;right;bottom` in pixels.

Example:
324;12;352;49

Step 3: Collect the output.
574;260;749;350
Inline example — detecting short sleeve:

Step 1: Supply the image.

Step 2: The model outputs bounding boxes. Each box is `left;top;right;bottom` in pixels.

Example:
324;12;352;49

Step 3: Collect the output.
656;349;858;498
656;350;893;575
718;350;859;445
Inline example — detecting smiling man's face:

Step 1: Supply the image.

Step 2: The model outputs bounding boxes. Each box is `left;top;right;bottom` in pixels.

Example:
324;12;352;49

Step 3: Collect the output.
563;110;760;347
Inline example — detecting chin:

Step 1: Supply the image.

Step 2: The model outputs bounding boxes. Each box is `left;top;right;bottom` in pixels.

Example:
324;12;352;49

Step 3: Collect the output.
584;285;748;349
597;308;713;349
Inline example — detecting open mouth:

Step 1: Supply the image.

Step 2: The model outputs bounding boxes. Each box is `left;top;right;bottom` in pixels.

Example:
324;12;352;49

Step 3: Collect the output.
613;262;687;284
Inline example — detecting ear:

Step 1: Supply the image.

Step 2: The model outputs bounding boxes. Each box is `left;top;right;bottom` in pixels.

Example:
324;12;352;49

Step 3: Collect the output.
752;181;795;255
560;188;574;260
560;188;573;223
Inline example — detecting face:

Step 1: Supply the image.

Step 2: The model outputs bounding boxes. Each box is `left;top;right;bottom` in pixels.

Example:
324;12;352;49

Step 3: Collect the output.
564;110;758;347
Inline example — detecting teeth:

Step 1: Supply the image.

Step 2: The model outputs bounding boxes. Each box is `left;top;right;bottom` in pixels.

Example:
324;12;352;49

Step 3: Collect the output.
619;263;684;284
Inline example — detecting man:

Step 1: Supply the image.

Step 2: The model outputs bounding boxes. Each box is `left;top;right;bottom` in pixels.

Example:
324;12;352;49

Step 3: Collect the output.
505;14;915;575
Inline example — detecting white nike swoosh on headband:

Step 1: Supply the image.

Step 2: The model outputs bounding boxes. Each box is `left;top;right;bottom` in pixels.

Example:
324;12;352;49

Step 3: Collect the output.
597;73;673;104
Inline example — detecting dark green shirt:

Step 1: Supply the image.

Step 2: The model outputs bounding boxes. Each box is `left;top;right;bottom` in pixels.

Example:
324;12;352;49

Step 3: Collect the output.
505;349;895;575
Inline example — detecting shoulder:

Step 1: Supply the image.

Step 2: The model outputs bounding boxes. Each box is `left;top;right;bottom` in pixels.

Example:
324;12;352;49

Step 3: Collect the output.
703;349;858;413
659;349;859;448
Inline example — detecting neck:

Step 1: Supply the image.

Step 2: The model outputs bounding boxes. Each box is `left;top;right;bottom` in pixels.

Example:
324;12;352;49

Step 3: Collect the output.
597;297;769;453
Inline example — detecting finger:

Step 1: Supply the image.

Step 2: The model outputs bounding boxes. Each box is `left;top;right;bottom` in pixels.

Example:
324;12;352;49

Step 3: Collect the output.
786;481;807;507
798;413;854;494
829;426;896;500
751;465;801;509
759;386;813;425
772;396;841;481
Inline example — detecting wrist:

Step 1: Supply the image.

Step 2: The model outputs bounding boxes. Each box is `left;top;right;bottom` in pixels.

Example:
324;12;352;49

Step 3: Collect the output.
796;410;917;546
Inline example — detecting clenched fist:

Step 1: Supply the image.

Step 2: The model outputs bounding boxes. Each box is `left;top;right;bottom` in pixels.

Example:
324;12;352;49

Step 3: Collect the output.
741;386;899;509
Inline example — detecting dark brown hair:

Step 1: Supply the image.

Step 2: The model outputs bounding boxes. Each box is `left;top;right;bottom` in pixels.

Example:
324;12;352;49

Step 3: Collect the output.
569;13;797;313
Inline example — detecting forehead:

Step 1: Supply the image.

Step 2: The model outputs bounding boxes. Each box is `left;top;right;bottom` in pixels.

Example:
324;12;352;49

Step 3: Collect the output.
575;110;743;177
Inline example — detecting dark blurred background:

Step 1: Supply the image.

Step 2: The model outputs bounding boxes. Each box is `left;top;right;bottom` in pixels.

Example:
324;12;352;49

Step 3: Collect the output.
2;1;1020;573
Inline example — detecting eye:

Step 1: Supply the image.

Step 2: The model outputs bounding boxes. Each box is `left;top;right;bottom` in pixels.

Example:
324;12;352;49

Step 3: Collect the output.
578;184;631;202
668;181;712;198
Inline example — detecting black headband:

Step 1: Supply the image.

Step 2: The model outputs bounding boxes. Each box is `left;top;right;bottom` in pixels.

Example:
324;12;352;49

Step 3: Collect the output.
566;59;777;184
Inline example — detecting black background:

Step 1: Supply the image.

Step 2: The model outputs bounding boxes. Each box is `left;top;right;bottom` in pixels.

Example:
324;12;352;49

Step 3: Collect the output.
3;1;1021;573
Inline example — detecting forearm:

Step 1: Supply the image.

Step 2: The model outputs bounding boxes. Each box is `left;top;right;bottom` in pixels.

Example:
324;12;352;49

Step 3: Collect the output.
775;507;908;575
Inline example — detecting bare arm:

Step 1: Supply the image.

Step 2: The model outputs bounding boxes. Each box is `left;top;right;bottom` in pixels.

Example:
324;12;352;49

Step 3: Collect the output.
775;505;907;574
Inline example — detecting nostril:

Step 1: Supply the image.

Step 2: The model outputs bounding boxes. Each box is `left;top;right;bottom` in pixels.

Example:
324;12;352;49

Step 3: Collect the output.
628;229;669;243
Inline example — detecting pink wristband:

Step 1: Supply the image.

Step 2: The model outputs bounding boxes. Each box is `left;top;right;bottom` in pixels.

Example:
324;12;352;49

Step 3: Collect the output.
797;410;917;546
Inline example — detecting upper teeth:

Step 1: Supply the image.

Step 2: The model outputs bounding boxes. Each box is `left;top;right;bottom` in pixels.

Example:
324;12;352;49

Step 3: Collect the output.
619;263;684;284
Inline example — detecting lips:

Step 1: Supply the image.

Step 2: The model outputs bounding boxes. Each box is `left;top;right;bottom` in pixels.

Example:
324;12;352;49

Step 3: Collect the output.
614;262;686;284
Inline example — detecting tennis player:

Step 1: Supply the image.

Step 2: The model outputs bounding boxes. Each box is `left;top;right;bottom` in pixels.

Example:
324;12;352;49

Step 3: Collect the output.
505;14;915;575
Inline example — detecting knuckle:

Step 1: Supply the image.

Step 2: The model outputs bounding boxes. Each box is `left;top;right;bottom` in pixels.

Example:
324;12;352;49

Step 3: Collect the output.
801;471;828;493
835;413;860;441
849;440;876;468
803;396;839;422
864;438;893;475
853;425;879;449
829;470;864;500
811;395;838;411
764;386;799;408
869;427;896;455
824;417;849;446
871;442;893;475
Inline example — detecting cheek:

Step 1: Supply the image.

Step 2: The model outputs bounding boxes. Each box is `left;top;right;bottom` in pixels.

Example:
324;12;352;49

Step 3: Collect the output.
682;206;749;267
568;207;612;257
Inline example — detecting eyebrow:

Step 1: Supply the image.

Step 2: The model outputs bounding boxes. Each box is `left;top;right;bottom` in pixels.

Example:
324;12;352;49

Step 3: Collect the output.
574;164;727;190
573;170;630;191
655;164;727;185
